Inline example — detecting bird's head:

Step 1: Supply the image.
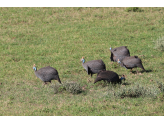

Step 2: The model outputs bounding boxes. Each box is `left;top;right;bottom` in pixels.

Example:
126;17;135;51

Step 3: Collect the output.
33;64;37;71
80;57;85;63
120;74;125;81
117;59;121;64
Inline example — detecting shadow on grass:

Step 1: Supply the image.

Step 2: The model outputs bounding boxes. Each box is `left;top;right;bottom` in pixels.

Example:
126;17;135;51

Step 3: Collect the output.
121;82;131;86
130;69;152;74
145;69;153;73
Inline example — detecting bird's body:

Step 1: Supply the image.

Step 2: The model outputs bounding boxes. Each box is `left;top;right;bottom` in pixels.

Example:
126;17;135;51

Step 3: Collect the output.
110;46;130;62
118;56;145;72
81;57;106;77
94;70;125;84
33;64;61;85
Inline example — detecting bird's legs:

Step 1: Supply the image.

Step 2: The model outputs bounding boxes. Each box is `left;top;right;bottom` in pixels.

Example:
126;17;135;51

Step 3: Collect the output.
87;76;92;82
136;68;139;74
130;68;133;74
87;73;93;82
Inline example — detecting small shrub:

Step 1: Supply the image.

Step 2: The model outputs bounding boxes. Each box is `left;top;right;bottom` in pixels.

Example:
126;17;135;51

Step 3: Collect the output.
63;82;82;94
105;84;160;99
125;7;143;12
153;36;164;51
156;81;164;92
158;93;164;102
116;85;145;98
50;84;65;94
51;82;82;94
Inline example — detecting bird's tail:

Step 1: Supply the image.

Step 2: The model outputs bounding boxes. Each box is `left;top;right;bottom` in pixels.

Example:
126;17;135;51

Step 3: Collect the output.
137;63;145;71
57;76;62;84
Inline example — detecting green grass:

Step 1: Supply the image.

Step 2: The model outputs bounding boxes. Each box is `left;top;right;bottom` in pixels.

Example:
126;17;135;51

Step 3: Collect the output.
125;7;144;12
0;7;164;116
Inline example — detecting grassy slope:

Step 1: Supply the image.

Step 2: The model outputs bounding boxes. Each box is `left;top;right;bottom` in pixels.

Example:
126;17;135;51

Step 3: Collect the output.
0;7;164;115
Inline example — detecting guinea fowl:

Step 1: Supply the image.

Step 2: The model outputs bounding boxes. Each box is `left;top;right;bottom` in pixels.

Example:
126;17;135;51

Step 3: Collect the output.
117;56;145;73
94;70;125;84
80;57;106;77
110;46;130;62
33;64;61;86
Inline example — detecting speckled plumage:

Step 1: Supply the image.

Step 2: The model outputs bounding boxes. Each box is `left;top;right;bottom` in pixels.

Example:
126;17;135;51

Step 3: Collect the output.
81;57;106;77
110;46;130;62
33;65;61;85
94;70;125;84
118;56;145;72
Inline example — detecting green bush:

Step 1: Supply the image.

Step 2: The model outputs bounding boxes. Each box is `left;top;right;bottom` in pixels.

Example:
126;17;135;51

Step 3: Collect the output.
116;85;145;98
156;81;164;92
106;84;160;99
50;84;66;94
125;7;143;12
51;82;82;94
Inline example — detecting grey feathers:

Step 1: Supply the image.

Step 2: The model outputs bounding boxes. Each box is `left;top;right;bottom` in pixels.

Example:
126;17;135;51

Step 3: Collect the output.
32;45;145;87
110;46;130;62
94;70;125;84
33;65;61;84
81;57;106;77
110;46;145;73
118;56;145;71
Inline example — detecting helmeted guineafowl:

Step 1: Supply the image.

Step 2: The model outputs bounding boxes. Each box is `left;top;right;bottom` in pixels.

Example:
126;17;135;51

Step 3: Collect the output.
110;46;130;62
117;56;145;73
94;70;125;84
80;57;106;77
33;64;61;86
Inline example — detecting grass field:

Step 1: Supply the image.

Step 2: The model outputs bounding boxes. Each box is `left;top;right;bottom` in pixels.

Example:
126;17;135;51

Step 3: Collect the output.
0;7;164;116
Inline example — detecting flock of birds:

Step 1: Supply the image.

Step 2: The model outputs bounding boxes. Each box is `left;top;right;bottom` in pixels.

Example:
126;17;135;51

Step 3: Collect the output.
33;46;145;86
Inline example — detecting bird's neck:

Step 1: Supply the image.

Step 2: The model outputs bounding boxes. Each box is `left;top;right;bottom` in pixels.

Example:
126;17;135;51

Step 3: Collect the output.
120;77;124;80
118;61;124;67
82;59;85;63
33;67;37;71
